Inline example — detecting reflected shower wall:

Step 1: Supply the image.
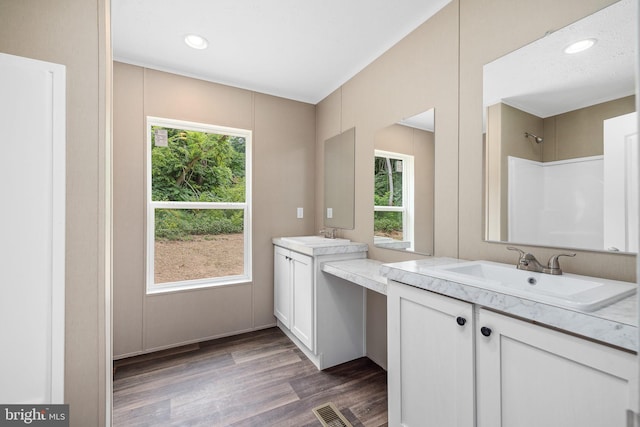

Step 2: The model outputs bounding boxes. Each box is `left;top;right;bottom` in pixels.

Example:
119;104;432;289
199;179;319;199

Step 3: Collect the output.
508;156;603;250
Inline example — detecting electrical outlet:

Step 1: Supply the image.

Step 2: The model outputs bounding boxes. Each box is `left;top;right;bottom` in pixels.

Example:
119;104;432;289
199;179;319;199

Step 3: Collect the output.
297;207;303;219
327;207;333;219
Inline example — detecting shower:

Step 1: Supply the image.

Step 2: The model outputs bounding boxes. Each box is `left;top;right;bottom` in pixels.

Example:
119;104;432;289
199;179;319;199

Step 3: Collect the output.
524;132;543;144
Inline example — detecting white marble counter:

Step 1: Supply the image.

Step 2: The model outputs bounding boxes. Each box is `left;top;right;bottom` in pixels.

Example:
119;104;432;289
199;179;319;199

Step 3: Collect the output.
321;259;387;294
272;237;368;257
381;258;638;352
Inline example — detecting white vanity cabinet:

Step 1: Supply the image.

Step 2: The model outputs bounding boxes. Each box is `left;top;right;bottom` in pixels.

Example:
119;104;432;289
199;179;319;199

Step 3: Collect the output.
387;281;475;427
273;238;368;370
274;246;314;349
476;308;637;427
388;280;637;427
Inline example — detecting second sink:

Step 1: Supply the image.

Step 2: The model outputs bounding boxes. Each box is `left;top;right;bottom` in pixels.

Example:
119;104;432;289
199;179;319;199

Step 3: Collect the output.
427;260;636;312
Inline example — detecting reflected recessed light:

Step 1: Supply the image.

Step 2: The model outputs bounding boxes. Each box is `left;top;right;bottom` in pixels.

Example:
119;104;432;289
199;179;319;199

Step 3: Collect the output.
564;38;596;54
184;34;208;50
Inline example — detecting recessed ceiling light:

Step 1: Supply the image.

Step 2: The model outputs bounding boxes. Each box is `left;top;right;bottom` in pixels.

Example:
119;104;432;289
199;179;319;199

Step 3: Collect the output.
184;34;208;50
564;38;596;54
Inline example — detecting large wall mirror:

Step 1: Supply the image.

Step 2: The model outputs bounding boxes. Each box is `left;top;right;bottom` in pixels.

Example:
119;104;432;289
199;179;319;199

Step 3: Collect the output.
373;109;435;255
324;127;355;229
483;0;637;253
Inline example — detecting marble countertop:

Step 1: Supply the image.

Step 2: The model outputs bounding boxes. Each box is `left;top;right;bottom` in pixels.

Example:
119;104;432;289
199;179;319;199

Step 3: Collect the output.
272;237;368;257
322;259;387;295
381;257;638;352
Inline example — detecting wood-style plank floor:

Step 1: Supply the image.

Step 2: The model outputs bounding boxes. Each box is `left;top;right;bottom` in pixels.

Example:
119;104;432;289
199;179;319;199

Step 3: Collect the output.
113;327;388;426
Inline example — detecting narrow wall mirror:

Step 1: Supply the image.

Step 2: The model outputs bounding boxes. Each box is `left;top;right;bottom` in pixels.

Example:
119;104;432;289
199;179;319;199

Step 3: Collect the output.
324;127;355;229
373;109;435;255
483;0;637;253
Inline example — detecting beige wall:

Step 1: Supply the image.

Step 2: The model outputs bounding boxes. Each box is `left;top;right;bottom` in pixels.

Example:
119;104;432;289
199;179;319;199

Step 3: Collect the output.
315;1;460;368
459;0;635;280
113;63;316;357
543;95;636;161
486;103;544;240
315;2;460;260
0;0;111;425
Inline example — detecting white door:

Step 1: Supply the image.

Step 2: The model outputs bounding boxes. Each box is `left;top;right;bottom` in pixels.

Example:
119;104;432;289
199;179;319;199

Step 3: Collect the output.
290;251;314;351
604;112;639;252
476;309;637;427
0;53;65;404
273;246;291;328
387;282;475;427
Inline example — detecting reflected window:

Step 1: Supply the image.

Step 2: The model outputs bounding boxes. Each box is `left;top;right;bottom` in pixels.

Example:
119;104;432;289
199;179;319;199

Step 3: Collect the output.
374;150;414;250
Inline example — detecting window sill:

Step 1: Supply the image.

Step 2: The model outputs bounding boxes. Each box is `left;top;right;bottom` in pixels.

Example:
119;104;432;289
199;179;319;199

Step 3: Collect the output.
146;275;251;295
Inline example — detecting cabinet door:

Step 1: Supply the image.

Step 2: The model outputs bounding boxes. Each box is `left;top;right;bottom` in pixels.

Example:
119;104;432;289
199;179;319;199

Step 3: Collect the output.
273;246;291;328
388;282;475;427
290;251;314;351
477;308;637;427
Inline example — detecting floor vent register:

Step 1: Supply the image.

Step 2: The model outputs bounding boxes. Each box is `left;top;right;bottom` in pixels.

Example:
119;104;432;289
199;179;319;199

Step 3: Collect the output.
312;402;353;427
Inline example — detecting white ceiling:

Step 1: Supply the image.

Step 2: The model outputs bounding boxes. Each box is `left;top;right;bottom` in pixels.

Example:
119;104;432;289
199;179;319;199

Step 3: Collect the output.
112;0;452;104
399;109;435;132
483;0;636;118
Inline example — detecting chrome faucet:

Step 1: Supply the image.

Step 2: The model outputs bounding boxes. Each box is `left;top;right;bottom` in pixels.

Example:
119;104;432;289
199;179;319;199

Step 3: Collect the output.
507;247;575;275
319;228;336;239
507;247;545;272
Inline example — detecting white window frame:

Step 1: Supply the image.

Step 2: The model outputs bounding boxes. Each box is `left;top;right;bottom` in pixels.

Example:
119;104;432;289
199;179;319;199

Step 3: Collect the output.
374;149;415;250
146;116;252;294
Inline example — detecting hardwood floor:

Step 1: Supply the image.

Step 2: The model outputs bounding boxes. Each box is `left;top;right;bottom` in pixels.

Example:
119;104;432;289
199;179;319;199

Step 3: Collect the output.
113;328;388;426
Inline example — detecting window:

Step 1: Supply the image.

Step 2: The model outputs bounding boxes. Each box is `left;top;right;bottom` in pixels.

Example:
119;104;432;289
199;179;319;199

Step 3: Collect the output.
146;117;251;293
374;150;414;250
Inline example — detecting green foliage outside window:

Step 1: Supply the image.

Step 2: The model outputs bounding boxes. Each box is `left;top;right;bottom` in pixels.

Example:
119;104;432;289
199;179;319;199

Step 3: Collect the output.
374;156;403;207
151;127;246;240
154;209;244;240
374;156;403;234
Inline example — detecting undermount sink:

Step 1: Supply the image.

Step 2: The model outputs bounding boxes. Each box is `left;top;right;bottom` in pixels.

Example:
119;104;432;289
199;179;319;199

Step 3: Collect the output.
428;260;636;312
279;235;351;246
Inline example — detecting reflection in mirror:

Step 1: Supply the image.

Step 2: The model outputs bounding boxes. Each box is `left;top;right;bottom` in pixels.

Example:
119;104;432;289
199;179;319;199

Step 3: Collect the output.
483;0;637;253
324;127;355;229
374;109;435;255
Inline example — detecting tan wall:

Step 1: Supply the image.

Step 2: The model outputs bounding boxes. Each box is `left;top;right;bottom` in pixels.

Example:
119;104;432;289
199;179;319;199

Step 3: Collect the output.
113;63;316;357
316;2;459;260
315;1;460;368
486;103;543;240
0;0;111;425
500;103;544;163
459;0;635;280
543;95;636;161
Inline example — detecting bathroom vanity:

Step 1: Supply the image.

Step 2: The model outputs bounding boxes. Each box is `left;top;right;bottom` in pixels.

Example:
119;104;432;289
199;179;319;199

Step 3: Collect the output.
382;258;638;427
272;236;368;370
